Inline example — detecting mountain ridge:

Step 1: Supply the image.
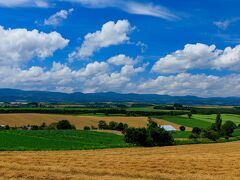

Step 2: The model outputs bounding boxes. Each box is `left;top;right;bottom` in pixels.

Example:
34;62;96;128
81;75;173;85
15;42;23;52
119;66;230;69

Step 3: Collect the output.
0;88;239;105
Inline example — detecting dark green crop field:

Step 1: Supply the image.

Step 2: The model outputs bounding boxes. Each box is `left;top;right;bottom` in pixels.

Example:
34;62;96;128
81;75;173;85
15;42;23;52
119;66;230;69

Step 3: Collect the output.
0;130;130;151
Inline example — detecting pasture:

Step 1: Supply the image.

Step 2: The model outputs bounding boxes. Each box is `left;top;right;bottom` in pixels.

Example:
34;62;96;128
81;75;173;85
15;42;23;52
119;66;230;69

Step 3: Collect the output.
0;130;129;150
0;142;240;179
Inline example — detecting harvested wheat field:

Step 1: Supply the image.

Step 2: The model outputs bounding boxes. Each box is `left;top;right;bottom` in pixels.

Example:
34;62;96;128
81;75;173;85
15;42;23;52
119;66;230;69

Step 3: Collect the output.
0;113;148;129
0;142;240;180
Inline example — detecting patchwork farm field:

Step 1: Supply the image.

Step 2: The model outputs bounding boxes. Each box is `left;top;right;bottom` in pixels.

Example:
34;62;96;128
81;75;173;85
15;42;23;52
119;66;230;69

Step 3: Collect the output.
0;113;148;129
1;142;240;179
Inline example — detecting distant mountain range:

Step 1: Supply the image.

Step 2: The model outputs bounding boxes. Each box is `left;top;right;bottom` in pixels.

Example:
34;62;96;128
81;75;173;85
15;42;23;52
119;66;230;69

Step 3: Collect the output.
0;88;240;105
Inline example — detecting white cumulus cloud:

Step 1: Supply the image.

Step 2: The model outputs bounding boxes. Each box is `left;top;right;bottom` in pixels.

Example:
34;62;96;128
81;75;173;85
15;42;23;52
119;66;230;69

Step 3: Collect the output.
152;43;240;73
68;20;133;60
0;26;69;66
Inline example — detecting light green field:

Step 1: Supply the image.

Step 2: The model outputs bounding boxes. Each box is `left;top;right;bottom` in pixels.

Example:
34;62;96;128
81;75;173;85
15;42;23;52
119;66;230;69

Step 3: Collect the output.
181;114;240;125
156;116;211;128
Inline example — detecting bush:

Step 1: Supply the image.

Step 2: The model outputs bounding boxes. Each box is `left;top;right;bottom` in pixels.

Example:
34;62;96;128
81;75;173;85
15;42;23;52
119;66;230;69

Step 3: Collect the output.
192;127;201;135
84;126;91;130
189;133;198;139
203;130;220;141
179;126;186;131
48;122;57;130
108;121;118;130
91;125;98;130
56;120;76;130
221;121;237;136
98;120;108;130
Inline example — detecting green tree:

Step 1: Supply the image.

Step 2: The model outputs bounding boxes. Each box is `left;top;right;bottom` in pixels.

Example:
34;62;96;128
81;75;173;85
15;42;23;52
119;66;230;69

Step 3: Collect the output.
108;121;118;130
56;120;75;130
98;120;108;129
214;113;222;132
187;112;192;119
221;121;237;136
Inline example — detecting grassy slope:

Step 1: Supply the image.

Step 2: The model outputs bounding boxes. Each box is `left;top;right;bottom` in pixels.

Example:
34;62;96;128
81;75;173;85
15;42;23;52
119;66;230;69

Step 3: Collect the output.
0;130;130;151
157;116;211;128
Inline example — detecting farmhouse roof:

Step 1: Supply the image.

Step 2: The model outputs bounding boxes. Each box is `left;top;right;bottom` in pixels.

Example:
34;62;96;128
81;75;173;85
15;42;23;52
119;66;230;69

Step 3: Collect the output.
159;125;177;131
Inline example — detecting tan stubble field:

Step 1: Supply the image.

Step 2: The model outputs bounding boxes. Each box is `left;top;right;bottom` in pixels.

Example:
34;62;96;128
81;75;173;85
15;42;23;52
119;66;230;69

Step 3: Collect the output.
0;141;240;180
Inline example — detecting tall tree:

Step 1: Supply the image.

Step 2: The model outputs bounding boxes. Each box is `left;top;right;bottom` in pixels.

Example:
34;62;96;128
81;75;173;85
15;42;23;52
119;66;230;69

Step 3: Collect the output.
215;113;222;131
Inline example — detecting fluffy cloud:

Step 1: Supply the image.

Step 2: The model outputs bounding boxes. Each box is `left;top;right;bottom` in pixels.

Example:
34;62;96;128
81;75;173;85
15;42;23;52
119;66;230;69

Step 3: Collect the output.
213;45;240;70
63;0;178;20
44;8;74;26
0;26;69;66
152;43;240;73
68;20;132;60
107;54;136;65
152;43;220;73
0;0;49;7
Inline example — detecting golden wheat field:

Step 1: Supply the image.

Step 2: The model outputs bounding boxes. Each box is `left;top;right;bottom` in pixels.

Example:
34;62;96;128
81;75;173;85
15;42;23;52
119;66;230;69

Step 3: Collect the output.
0;142;239;180
0;113;190;130
0;113;149;129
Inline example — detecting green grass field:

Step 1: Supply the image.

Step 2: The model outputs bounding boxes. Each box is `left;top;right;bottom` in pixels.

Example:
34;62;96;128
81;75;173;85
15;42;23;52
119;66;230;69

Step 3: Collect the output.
0;130;130;151
181;114;240;125
157;116;212;128
171;131;191;138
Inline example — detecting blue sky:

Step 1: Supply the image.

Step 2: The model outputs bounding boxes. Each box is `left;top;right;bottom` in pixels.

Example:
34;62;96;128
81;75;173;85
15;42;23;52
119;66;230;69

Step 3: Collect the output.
0;0;240;97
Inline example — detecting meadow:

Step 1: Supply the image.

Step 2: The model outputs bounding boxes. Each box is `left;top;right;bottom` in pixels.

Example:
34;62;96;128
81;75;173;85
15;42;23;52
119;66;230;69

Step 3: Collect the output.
1;141;240;179
0;130;129;150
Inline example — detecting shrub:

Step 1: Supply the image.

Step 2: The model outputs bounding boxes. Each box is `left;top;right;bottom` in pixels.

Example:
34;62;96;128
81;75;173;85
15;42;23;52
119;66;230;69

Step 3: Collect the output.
189;133;198;139
116;122;125;131
179;126;186;131
40;122;47;129
192;127;201;135
98;120;108;130
91;125;98;130
31;125;40;130
48;122;57;130
5;125;10;130
56;120;75;130
221;121;237;136
203;130;220;141
84;126;91;131
108;121;118;130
